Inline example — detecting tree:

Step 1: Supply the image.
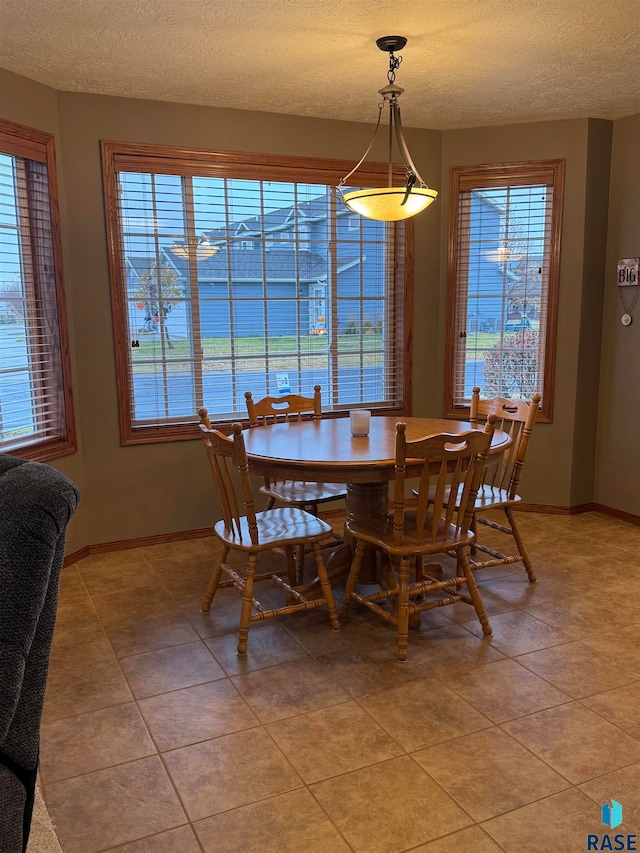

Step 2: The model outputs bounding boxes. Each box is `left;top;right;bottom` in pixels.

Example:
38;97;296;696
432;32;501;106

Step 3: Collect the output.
493;228;543;320
483;329;539;398
134;262;184;349
506;256;542;319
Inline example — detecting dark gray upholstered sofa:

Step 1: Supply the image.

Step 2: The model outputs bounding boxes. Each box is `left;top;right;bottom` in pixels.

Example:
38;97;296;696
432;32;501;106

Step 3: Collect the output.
0;453;79;853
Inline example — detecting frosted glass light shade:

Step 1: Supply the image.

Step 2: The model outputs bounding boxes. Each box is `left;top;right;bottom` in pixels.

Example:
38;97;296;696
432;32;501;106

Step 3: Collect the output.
343;186;438;221
170;240;218;261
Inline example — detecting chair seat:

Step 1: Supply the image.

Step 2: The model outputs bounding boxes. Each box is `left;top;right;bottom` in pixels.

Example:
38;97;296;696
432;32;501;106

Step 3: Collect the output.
421;483;523;511
214;506;333;550
346;511;475;557
260;480;347;506
473;485;522;510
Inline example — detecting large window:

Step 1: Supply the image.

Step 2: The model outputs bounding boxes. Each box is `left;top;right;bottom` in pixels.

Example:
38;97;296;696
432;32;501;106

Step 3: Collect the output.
445;160;564;422
102;142;412;444
0;120;75;459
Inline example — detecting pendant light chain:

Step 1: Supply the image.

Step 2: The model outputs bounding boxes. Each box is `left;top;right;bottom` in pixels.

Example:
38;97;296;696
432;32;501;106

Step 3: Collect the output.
387;51;402;83
618;283;640;316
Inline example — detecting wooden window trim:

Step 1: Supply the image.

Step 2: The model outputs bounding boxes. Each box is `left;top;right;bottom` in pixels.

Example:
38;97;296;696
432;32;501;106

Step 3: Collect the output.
101;141;414;445
444;159;565;423
0;119;76;461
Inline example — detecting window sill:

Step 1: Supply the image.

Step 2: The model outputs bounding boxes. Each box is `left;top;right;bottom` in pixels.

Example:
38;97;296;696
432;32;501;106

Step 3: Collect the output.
7;437;78;463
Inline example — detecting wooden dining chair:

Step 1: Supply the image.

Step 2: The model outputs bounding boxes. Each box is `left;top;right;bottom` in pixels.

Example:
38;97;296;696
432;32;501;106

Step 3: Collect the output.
340;418;496;661
467;386;541;582
198;421;341;654
243;386;347;516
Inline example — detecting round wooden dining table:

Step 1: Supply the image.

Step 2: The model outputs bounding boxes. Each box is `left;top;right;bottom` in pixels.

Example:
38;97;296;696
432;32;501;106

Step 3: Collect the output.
243;415;512;592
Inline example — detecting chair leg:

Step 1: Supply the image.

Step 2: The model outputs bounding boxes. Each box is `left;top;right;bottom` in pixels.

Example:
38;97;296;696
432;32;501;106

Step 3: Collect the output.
414;556;425;601
265;496;276;510
470;513;478;556
459;548;492;636
340;540;365;620
237;553;257;655
295;544;305;583
283;545;297;586
396;557;411;662
201;545;227;613
506;506;537;583
311;542;341;631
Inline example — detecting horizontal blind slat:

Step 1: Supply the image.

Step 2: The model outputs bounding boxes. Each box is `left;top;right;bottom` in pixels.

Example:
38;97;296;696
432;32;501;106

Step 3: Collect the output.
106;153;409;432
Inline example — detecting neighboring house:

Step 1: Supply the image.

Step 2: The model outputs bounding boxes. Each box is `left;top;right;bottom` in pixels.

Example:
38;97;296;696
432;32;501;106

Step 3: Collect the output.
464;191;507;333
464;191;541;333
126;189;386;340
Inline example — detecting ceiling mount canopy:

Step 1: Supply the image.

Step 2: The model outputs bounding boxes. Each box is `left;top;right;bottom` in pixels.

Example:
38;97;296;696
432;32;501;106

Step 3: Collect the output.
338;36;438;222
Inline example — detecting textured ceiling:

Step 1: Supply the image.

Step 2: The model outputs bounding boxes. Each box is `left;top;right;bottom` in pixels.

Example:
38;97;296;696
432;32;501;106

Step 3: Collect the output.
1;0;639;130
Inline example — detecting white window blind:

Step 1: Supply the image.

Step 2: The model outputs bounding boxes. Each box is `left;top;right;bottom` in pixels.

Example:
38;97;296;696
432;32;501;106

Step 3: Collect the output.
446;161;564;422
102;143;411;444
0;120;75;459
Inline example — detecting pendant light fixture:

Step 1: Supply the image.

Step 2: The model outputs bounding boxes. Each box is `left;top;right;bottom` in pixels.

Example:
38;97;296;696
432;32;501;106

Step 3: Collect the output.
170;236;218;262
338;36;437;222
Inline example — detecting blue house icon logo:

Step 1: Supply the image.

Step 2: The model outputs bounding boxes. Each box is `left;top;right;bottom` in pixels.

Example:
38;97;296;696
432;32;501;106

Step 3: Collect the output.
589;800;635;850
602;800;623;829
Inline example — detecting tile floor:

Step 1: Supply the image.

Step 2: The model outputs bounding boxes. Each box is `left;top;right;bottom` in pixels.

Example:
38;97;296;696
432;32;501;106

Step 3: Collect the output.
40;511;640;852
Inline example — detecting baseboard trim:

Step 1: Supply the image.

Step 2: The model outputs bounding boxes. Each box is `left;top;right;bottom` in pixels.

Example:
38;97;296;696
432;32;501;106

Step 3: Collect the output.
590;502;640;526
515;502;596;515
63;526;215;567
507;501;640;525
64;545;90;566
63;501;640;567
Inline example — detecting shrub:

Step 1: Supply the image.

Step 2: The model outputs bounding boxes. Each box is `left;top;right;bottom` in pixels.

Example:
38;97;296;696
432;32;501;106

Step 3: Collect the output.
482;330;540;398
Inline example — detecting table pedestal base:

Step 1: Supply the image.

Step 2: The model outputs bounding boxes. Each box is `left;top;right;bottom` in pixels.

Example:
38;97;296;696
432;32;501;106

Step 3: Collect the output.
344;481;389;584
297;481;389;598
299;482;440;630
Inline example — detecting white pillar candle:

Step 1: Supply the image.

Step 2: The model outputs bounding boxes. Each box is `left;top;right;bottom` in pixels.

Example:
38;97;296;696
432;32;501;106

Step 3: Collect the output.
350;409;371;436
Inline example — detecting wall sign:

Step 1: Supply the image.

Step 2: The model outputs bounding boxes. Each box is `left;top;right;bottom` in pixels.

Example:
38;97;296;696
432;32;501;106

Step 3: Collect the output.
617;258;640;325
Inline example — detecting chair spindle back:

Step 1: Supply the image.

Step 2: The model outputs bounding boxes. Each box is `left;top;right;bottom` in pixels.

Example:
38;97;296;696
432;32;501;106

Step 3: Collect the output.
393;419;496;546
198;420;260;545
470;388;540;500
245;385;322;427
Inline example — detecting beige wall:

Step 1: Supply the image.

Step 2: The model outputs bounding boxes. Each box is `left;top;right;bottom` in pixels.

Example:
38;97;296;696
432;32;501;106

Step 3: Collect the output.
440;119;610;506
2;65;634;548
570;119;612;505
595;112;640;513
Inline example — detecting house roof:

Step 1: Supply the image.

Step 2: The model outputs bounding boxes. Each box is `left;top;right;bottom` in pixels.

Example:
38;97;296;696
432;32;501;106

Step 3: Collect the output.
128;247;360;283
204;193;343;242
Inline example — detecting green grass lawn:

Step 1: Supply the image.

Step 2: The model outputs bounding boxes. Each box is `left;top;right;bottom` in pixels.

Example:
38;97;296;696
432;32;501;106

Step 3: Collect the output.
131;333;384;371
462;327;540;360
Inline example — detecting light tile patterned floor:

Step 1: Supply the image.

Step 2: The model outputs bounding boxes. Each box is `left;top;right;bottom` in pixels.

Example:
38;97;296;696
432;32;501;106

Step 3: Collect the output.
39;511;640;852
